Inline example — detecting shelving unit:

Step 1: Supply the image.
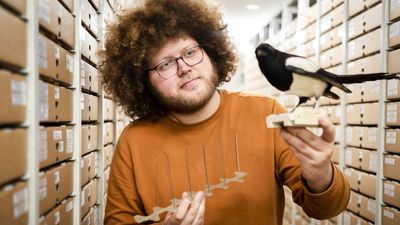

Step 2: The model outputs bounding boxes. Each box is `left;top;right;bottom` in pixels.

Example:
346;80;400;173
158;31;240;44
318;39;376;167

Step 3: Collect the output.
244;0;400;224
0;1;130;225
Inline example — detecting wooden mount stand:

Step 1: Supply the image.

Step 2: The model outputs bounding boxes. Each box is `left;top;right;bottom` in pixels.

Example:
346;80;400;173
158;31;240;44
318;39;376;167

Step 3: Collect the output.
266;108;327;128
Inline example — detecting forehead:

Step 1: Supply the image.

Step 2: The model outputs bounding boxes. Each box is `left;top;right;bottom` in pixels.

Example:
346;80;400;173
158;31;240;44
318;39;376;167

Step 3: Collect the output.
149;36;199;62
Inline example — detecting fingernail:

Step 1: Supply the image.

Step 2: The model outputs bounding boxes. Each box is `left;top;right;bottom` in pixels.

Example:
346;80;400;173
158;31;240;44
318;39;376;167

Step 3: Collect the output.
195;191;204;202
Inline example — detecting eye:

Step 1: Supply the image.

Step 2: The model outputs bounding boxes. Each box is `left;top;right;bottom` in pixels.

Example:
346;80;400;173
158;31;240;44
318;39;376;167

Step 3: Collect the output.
184;48;197;58
157;59;174;71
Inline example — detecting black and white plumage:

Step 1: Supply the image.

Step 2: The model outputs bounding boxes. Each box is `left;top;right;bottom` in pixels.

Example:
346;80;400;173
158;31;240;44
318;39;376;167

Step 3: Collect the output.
255;43;399;109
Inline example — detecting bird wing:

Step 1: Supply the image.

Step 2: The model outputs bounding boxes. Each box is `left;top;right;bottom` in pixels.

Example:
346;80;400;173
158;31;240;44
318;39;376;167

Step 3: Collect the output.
285;64;351;93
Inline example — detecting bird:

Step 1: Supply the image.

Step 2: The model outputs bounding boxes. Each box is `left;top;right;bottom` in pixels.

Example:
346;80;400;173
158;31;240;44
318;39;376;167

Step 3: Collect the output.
255;43;399;110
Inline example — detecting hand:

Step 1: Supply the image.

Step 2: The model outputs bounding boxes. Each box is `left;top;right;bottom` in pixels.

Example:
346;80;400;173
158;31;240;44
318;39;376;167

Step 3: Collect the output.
280;117;335;193
163;191;205;225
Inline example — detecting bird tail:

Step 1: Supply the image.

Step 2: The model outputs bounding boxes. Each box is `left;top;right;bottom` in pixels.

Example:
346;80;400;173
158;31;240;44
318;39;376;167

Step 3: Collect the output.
336;73;399;84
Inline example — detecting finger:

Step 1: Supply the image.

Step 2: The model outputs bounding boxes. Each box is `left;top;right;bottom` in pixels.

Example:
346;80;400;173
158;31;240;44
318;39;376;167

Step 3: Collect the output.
286;127;323;149
285;139;311;163
193;198;206;225
175;194;191;220
319;117;335;143
281;129;315;160
181;191;204;225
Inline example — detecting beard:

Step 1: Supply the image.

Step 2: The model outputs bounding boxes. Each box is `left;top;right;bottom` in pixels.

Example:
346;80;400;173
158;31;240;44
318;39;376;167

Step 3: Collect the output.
150;73;219;114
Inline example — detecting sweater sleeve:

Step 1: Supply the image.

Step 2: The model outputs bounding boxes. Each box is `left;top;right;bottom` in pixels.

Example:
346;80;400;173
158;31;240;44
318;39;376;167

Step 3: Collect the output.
104;128;162;225
271;100;350;219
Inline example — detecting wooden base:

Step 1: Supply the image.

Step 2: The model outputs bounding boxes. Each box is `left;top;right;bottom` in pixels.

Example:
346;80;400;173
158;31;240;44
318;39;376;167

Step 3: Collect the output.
266;108;327;128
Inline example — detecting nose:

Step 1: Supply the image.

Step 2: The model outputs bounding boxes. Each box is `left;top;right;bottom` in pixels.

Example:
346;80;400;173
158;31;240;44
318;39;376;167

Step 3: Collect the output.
176;58;191;77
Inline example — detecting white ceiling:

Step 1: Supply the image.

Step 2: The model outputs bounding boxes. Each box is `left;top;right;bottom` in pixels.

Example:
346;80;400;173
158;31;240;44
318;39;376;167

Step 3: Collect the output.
215;0;283;48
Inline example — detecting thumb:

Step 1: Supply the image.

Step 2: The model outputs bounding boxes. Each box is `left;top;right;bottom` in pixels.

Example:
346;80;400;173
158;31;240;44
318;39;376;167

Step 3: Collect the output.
319;117;335;143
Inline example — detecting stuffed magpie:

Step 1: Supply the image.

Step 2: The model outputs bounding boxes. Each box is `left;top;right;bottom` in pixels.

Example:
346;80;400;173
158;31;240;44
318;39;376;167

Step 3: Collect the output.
255;43;399;109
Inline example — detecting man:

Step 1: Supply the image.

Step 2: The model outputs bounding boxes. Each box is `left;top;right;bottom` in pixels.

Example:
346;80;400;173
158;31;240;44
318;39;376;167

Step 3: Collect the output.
100;0;350;225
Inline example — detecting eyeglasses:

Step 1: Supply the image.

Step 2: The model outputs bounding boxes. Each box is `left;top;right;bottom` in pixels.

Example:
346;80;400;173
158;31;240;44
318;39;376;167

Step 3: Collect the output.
147;45;204;79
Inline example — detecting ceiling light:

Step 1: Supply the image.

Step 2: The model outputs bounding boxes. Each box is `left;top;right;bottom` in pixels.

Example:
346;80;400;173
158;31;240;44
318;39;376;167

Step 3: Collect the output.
246;4;260;11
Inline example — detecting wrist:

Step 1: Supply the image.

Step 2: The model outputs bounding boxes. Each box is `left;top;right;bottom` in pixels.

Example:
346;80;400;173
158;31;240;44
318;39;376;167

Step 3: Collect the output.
305;163;333;193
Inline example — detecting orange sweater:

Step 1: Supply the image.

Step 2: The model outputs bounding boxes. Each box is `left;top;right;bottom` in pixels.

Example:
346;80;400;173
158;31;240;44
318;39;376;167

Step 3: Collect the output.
104;90;350;225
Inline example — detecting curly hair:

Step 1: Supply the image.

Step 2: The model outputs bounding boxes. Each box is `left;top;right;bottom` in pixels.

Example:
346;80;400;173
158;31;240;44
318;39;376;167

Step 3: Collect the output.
99;0;238;121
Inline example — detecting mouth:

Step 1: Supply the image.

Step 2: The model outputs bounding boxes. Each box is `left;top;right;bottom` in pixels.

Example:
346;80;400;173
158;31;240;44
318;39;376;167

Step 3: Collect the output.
181;77;200;89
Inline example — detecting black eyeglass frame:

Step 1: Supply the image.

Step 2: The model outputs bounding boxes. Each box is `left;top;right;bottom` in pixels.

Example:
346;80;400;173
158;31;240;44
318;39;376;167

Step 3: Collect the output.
146;45;204;79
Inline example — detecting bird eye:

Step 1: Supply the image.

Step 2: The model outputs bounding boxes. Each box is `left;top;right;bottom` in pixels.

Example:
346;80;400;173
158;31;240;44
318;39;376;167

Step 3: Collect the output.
256;49;267;57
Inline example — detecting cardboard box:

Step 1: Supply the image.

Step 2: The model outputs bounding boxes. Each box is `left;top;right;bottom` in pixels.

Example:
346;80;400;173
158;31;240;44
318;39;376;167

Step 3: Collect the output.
81;179;98;218
385;129;400;153
103;122;114;146
81;124;98;156
81;93;99;121
345;147;378;173
103;0;115;28
305;3;317;27
320;0;333;16
362;127;379;149
384;154;400;181
348;28;381;61
320;44;342;68
344;168;376;198
359;194;376;222
347;84;363;103
347;53;382;75
39;197;73;225
346;103;379;125
382;205;400;225
81;0;99;37
80;26;99;65
386;102;400;126
383;180;400;208
0;71;27;124
104;98;115;121
346;191;360;214
349;0;381;17
38;0;75;49
343;211;372;225
80;58;99;94
0;6;27;68
390;0;400;21
348;3;382;39
0;128;27;186
81;206;98;225
345;126;362;147
39;162;73;215
89;0;100;10
39;126;74;169
38;34;74;85
389;21;400;48
332;4;344;27
363;81;381;102
325;105;341;124
387;51;400;100
104;167;110;192
81;151;98;186
39;81;73;123
1;0;27;15
0;181;28;225
103;144;114;169
59;0;74;12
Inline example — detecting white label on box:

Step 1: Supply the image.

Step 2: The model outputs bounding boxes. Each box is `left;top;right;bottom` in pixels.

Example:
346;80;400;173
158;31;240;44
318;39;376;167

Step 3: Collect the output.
66;129;73;153
345;169;352;176
54;171;60;184
39;82;49;121
343;212;350;225
384;189;395;197
67;55;73;73
369;153;378;171
81;191;85;207
387;79;399;97
359;150;364;160
345;150;352;165
81;77;86;86
368;129;377;142
385;183;395;191
384;209;394;219
389;21;400;39
54;87;60;100
385;157;396;165
360;105;365;114
54;46;60;59
38;36;48;68
39;177;47;200
81;95;85;110
38;0;50;23
392;0;400;9
11;80;27;106
385;130;396;144
53;130;62;140
54;211;60;225
80;28;87;42
348;20;355;37
347;105;354;112
357;173;362;182
368;199;376;213
13;187;28;218
388;103;398;111
335;107;341;117
39;130;48;162
56;1;62;18
66;201;73;212
57;141;64;152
